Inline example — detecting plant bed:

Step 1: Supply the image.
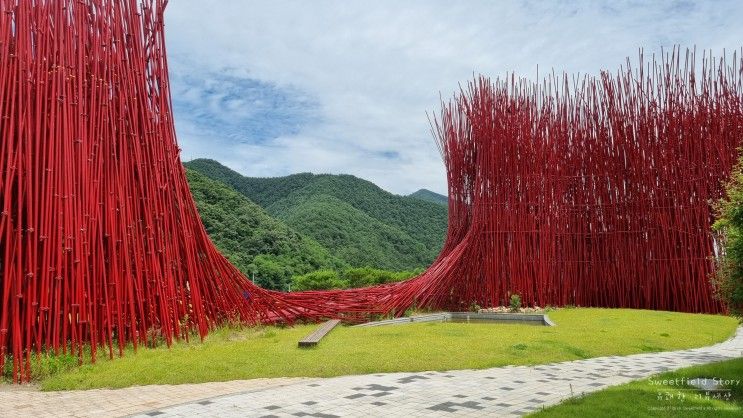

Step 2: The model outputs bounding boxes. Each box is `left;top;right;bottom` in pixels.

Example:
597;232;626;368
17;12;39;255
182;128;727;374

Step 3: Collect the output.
353;311;556;327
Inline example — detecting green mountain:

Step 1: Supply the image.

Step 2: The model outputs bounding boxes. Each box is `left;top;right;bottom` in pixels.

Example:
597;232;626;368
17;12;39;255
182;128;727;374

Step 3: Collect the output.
185;168;345;291
409;188;448;206
274;194;429;270
185;159;447;271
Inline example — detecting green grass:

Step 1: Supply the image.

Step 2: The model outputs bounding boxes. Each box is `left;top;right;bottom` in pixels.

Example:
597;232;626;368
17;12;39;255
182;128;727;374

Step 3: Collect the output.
529;358;743;417
30;308;738;391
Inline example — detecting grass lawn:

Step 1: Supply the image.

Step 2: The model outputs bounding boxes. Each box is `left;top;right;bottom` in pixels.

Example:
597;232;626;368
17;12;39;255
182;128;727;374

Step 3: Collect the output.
529;357;743;417
28;308;739;391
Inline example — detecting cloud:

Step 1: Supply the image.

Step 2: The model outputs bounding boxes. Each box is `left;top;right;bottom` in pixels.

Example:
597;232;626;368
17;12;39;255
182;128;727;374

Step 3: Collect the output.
170;66;319;148
163;0;743;195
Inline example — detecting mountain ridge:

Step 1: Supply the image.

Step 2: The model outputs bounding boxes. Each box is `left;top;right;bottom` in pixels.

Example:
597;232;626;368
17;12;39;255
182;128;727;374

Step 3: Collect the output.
409;188;448;206
186;167;345;290
185;158;447;271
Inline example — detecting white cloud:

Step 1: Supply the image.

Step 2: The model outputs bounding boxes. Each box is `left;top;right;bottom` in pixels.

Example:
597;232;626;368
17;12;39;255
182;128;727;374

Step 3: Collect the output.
164;0;743;195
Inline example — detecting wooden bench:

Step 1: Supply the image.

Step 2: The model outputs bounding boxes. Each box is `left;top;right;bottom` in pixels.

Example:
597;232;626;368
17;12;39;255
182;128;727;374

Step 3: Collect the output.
298;319;341;348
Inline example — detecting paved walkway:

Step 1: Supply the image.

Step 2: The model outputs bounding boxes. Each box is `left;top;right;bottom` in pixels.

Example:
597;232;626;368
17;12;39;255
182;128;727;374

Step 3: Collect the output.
2;327;741;418
139;326;742;417
0;378;310;418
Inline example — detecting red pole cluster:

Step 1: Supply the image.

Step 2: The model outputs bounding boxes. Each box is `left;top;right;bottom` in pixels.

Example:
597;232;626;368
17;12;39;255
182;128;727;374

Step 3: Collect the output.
0;0;328;382
2;0;742;383
417;49;743;313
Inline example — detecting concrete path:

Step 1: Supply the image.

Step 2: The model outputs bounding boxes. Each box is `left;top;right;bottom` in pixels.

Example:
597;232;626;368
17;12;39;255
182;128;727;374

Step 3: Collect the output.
0;378;311;418
2;327;741;418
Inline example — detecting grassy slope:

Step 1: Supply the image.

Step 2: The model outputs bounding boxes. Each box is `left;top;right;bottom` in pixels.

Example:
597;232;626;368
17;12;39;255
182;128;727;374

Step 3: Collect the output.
186;168;345;290
530;358;743;417
38;309;738;391
185;159;447;269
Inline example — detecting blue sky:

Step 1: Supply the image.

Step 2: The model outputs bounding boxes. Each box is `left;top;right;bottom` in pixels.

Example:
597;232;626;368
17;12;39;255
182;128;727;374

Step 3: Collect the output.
163;0;742;195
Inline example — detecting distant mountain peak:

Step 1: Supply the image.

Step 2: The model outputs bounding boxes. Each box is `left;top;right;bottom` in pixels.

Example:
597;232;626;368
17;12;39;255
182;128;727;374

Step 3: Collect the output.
409;189;448;206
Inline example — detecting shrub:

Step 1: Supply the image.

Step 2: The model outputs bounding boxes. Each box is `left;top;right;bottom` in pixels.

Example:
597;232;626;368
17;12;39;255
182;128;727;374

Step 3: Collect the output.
341;267;421;288
291;267;421;291
145;325;165;348
3;353;78;382
30;354;78;380
2;355;10;382
291;270;348;291
509;294;522;312
342;267;394;287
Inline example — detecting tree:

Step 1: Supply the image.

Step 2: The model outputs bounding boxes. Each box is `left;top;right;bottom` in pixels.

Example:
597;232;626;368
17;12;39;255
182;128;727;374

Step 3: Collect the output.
713;158;743;316
292;270;348;291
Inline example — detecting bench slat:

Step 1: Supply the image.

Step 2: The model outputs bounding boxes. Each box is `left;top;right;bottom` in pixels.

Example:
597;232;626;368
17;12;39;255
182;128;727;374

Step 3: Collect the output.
298;319;341;347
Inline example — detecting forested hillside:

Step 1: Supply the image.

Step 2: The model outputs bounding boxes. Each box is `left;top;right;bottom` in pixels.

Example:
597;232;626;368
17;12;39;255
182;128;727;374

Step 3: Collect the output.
186;158;448;270
409;189;448;206
274;194;429;270
186;168;345;290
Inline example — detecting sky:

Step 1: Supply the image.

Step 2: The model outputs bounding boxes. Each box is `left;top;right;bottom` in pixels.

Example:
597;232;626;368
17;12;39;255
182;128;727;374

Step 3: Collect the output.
163;0;743;195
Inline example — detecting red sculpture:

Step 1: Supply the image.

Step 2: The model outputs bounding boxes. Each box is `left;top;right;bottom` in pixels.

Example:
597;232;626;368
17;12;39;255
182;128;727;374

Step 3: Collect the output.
0;0;322;382
421;57;743;314
1;0;742;382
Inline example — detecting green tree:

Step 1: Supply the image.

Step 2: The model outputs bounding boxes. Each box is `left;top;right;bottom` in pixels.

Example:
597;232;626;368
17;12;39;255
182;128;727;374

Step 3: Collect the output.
292;270;348;291
714;159;743;317
341;267;421;287
291;267;421;291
